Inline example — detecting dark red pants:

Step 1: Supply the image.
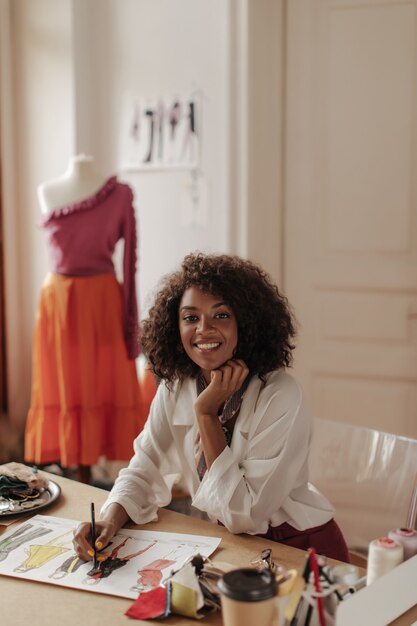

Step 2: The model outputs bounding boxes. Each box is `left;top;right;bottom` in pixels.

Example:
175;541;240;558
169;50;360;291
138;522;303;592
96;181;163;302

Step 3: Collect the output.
257;518;350;563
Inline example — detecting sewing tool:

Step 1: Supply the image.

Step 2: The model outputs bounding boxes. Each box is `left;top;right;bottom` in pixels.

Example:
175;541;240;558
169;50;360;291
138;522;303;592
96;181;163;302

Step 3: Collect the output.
251;548;277;573
387;528;417;561
347;575;366;594
90;502;98;570
366;537;403;585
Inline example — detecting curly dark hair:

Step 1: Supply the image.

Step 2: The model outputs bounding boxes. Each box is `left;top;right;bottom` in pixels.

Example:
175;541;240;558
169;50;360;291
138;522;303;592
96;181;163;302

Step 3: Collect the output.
141;252;297;383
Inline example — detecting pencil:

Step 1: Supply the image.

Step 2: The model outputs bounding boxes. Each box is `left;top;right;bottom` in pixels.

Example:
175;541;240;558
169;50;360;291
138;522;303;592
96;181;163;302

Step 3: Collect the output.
90;502;98;570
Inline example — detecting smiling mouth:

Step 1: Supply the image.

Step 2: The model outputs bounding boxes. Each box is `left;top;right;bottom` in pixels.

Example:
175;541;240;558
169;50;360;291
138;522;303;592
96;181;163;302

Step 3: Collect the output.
195;342;221;351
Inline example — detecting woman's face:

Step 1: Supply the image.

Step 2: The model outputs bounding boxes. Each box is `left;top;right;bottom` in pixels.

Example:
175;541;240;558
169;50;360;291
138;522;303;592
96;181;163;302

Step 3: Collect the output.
178;287;238;379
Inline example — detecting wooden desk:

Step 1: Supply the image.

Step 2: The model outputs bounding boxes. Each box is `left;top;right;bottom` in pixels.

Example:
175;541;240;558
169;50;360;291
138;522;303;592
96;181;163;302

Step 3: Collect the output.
0;474;416;626
0;474;307;626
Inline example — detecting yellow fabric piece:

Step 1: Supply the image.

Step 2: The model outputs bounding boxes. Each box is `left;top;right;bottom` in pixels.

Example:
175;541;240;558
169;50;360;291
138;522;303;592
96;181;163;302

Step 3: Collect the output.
284;574;305;621
171;581;199;618
277;569;298;597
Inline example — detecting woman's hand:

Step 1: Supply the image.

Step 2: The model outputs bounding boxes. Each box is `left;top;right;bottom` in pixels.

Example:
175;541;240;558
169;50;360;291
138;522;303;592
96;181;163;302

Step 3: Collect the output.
195;359;249;418
194;360;249;471
72;502;129;560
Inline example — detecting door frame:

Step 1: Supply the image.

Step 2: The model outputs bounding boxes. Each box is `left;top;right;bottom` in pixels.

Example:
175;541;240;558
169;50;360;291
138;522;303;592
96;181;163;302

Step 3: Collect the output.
228;0;286;286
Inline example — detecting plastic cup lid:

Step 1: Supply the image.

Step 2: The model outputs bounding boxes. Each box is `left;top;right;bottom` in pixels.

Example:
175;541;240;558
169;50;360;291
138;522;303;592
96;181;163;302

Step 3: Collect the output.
217;568;277;602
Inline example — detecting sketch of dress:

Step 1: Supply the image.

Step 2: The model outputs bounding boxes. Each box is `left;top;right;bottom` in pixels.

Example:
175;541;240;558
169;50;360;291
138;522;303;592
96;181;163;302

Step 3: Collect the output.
0;516;221;601
0;523;52;562
131;558;176;592
84;537;157;585
130;542;195;593
49;554;85;579
14;530;73;573
180;101;197;162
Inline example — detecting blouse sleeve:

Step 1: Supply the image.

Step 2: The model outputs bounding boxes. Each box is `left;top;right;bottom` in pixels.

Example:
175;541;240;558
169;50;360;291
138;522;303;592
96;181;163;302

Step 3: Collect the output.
121;186;140;359
192;374;331;534
100;384;182;524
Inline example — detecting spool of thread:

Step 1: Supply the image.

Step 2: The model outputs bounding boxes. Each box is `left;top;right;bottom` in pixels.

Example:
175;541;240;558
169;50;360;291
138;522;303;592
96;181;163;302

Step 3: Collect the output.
330;563;360;586
387;528;417;560
366;537;404;586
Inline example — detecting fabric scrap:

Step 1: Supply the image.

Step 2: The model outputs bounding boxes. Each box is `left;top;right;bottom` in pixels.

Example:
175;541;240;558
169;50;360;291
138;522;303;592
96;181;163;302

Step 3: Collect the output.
125;585;169;620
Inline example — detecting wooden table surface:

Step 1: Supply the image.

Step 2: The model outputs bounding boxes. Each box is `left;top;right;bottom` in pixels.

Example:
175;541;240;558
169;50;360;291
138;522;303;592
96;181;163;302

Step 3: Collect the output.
0;473;416;626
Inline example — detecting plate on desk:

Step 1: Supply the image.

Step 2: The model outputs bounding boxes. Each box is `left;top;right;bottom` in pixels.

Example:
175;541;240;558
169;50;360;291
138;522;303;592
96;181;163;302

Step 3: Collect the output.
0;479;61;517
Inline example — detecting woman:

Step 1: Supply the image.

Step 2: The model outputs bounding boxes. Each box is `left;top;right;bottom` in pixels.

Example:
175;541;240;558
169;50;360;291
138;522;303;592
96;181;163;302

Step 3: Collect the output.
73;253;349;562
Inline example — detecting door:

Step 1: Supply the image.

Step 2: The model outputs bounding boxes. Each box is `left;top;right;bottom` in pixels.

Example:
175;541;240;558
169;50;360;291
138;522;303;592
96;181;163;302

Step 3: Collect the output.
284;0;417;437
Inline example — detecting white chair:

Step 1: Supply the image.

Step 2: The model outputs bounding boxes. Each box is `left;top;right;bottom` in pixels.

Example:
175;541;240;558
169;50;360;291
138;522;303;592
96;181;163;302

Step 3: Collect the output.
308;418;417;561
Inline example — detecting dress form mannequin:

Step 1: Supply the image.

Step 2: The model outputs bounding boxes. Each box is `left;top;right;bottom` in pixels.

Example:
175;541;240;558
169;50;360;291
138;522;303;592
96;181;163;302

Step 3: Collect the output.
38;153;107;214
37;154;107;484
26;158;149;488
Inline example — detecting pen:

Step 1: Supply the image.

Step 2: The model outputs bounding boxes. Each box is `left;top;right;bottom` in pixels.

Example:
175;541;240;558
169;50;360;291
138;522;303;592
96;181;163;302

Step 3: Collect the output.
90;502;98;570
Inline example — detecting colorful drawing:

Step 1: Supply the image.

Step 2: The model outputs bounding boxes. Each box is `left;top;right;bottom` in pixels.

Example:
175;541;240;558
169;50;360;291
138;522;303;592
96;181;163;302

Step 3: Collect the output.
0;522;52;562
49;554;85;579
120;93;200;171
14;530;73;572
131;541;206;592
0;514;221;600
133;558;175;591
83;536;157;585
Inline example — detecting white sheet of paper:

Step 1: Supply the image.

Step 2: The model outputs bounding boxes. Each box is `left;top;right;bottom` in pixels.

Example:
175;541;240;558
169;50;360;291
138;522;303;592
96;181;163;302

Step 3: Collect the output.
0;514;221;599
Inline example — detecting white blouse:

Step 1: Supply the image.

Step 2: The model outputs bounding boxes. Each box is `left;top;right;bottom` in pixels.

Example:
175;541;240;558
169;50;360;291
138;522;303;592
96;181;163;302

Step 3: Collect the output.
101;370;334;535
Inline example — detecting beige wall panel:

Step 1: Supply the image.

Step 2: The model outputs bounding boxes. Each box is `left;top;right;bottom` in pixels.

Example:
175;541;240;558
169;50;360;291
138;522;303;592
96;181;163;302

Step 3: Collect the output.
317;292;411;342
286;0;417;434
314;257;417;290
321;2;416;253
309;341;417;378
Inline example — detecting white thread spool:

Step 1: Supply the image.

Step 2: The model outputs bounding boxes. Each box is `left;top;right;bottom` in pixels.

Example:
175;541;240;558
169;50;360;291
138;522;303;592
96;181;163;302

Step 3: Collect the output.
366;537;404;586
388;528;417;561
331;563;360;586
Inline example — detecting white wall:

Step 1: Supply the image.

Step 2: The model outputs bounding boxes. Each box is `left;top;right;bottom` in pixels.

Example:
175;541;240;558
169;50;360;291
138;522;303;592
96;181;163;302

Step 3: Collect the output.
70;0;231;316
0;0;237;423
1;0;285;430
0;0;75;426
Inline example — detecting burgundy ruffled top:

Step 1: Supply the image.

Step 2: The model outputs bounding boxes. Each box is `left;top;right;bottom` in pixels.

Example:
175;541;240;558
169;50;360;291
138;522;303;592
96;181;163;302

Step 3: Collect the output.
40;177;140;359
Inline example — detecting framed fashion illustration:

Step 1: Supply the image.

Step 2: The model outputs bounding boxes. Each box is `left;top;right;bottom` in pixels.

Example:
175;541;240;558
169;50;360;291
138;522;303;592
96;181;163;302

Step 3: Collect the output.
119;93;200;171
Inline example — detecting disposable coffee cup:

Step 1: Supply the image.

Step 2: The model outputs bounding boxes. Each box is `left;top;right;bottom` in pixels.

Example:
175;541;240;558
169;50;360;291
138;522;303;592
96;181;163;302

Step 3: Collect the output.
217;568;278;626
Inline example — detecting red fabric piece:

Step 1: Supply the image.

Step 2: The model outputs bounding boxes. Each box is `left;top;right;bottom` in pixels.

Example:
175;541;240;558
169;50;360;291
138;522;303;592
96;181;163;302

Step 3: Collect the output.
257;518;350;563
125;585;168;620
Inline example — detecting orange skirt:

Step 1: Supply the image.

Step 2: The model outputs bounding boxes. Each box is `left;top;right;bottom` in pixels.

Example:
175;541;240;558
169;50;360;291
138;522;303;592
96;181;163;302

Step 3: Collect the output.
24;272;154;467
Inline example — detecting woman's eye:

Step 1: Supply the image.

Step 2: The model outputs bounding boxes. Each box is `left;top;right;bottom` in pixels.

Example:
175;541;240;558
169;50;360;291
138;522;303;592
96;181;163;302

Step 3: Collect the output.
215;312;230;319
183;315;198;322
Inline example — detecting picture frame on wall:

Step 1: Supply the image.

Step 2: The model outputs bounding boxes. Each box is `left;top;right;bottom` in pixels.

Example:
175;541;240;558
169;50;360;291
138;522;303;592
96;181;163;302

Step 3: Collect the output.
119;94;200;171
